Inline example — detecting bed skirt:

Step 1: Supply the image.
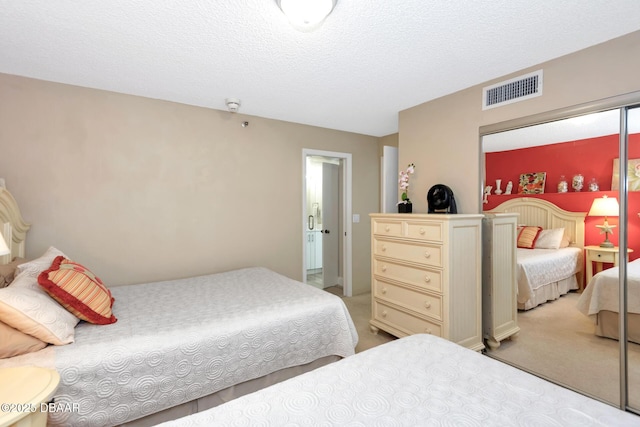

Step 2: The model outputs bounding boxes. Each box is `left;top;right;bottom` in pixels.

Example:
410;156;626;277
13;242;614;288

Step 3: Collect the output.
595;310;640;344
118;354;340;427
518;274;578;311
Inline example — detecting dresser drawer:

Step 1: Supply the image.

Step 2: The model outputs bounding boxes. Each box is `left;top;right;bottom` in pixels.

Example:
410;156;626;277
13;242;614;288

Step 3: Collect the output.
372;219;403;237
405;221;443;242
373;258;442;292
374;279;442;320
373;238;442;267
373;301;442;336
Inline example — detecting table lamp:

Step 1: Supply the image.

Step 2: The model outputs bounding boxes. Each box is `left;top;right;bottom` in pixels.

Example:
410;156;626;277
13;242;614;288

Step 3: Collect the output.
0;233;9;256
588;195;619;248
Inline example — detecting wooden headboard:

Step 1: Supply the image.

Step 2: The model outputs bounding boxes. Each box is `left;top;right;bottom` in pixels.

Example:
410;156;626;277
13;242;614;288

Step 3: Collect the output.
0;185;30;265
485;197;586;249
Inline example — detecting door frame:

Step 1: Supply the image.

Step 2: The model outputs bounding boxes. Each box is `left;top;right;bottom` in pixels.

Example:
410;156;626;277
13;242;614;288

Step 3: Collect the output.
301;149;353;297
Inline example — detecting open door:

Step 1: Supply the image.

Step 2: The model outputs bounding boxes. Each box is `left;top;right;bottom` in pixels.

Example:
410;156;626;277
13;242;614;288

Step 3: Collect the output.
321;162;339;287
302;149;353;296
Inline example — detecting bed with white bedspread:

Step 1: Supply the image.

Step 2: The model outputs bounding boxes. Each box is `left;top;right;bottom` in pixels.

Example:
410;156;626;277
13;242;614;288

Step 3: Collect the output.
2;267;358;427
486;198;586;310
517;246;582;308
157;333;638;427
577;258;640;343
0;184;358;427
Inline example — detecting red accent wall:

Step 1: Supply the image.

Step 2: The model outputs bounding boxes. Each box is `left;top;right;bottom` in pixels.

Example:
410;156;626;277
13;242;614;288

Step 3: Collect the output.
484;133;640;261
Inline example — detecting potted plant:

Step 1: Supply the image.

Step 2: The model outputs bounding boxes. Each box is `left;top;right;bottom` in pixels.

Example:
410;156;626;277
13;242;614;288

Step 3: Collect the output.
397;163;415;213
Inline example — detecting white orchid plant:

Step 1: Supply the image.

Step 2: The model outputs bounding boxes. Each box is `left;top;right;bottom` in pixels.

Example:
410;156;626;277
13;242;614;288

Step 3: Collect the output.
397;163;415;205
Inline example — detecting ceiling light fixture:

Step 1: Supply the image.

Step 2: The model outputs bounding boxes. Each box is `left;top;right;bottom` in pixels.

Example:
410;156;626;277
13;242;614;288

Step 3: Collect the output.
225;98;241;113
276;0;337;31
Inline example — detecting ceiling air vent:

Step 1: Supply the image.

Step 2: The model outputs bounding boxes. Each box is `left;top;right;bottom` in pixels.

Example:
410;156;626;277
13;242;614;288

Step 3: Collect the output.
482;70;543;110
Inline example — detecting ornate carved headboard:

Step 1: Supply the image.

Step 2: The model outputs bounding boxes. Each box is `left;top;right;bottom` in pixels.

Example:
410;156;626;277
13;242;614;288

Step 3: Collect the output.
485;197;586;249
0;184;30;265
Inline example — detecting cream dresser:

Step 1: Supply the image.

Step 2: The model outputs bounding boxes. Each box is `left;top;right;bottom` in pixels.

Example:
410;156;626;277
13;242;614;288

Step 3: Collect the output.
369;213;484;351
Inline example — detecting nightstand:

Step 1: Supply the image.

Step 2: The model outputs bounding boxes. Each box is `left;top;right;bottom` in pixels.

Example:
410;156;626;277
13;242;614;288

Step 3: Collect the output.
0;366;59;427
585;245;633;287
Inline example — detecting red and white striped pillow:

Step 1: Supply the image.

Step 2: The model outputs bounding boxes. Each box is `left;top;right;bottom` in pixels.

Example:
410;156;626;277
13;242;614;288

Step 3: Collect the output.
38;256;116;325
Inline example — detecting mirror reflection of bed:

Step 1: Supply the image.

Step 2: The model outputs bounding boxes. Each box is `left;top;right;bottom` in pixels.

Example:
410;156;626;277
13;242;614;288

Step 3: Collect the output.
481;107;640;408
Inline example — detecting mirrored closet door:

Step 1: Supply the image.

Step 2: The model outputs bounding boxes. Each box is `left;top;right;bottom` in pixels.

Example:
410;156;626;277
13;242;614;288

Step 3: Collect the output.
626;106;640;411
481;101;640;412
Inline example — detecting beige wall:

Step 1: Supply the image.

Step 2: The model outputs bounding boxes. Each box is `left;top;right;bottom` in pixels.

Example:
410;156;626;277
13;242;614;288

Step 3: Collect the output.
400;30;640;214
0;74;379;294
377;133;399;157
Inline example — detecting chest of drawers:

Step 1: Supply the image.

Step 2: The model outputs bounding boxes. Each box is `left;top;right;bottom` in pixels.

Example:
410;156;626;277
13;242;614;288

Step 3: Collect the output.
370;213;484;351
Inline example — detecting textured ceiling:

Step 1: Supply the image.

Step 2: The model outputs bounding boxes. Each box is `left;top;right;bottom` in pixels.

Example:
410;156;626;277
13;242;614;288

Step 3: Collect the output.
2;1;640;137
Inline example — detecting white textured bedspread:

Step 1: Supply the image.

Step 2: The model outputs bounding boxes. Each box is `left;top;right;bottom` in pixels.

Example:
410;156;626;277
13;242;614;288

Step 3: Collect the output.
577;258;640;316
517;247;581;304
5;267;358;427
158;334;638;427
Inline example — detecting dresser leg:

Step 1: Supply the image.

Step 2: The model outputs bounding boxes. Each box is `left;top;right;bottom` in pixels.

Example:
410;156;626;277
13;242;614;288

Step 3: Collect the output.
486;337;500;350
370;324;379;335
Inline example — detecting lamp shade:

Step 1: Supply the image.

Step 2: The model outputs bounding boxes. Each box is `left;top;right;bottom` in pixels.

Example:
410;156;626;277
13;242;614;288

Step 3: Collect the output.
277;0;337;31
0;233;9;256
588;195;619;218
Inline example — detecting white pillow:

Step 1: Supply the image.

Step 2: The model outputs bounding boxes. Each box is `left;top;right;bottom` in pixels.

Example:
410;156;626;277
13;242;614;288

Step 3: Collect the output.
0;246;79;345
534;228;566;249
16;246;67;279
0;271;79;345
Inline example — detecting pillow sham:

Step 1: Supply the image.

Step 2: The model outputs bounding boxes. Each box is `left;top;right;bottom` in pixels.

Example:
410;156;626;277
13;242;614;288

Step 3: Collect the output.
0;319;47;358
15;246;68;279
517;226;542;249
0;257;26;288
38;256;116;325
0;270;79;345
534;228;566;250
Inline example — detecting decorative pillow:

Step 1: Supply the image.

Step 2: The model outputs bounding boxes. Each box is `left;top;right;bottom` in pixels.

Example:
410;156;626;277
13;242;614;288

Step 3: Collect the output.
38;256;116;325
0;270;79;345
560;230;571;248
517;226;542;249
0;257;26;288
534;228;566;250
0;319;47;358
15;246;67;279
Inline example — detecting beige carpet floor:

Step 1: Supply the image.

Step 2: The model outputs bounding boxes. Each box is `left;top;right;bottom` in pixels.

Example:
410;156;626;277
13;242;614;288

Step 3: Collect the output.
487;291;640;408
328;286;640;410
324;286;395;353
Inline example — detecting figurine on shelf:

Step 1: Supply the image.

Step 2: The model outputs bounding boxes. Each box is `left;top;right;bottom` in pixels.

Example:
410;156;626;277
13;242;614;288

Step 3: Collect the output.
483;185;493;204
495;179;503;195
589;178;599;192
505;181;513;195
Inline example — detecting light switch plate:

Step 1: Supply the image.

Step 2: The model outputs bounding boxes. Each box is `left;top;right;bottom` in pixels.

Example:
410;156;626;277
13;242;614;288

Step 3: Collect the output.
353;214;360;223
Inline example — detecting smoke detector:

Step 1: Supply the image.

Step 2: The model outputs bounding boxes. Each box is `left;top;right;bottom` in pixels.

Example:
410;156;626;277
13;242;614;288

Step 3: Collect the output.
225;98;241;113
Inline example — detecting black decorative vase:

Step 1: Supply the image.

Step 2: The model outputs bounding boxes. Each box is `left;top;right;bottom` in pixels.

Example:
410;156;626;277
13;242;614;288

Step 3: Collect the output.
398;203;412;213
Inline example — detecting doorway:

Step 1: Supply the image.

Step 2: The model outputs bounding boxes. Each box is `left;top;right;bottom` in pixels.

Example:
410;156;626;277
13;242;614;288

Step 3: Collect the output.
302;149;352;297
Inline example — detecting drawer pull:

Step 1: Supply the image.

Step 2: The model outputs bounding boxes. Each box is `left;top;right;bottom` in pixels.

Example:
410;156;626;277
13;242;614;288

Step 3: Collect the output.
424;251;431;259
419;228;426;235
381;287;387;294
424;276;431;283
381;265;387;272
381;245;387;252
425;328;432;334
382;310;388;317
385;226;391;232
424;301;431;309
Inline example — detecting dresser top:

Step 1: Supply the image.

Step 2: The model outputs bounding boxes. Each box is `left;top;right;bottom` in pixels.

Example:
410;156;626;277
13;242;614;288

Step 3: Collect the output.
370;213;484;219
